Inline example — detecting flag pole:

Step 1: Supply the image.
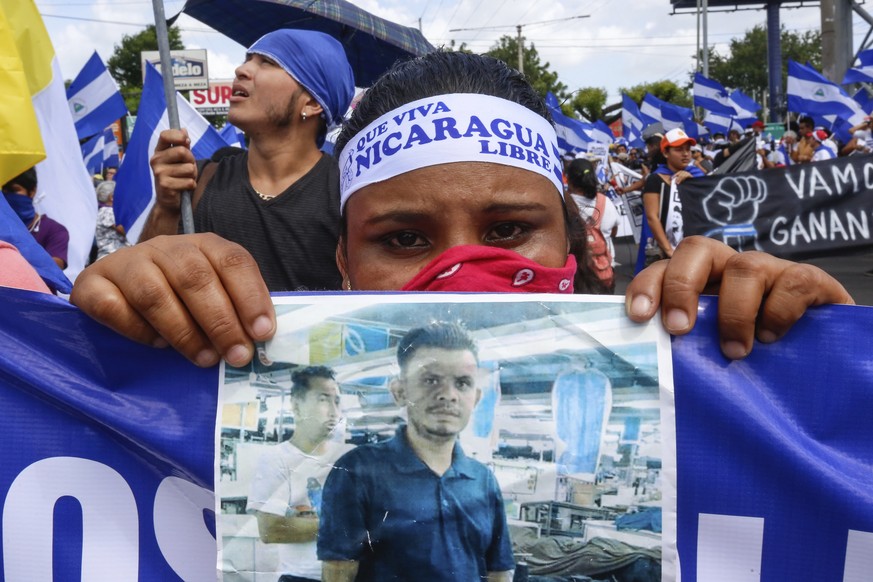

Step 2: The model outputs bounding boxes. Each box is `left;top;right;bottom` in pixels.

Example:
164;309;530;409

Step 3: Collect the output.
151;0;195;235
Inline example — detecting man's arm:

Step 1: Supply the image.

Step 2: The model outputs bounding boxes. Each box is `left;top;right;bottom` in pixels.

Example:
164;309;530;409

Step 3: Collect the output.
487;571;513;582
322;560;359;582
255;511;318;544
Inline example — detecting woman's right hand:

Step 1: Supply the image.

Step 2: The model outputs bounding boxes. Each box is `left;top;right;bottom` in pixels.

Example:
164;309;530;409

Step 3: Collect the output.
70;234;276;368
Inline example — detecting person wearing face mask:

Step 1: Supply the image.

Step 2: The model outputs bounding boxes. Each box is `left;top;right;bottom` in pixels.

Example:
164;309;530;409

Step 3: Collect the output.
3;168;69;270
69;50;853;367
641;129;703;261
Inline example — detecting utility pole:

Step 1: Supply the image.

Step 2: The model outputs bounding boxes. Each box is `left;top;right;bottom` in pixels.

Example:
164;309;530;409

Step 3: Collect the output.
702;0;709;77
450;14;590;76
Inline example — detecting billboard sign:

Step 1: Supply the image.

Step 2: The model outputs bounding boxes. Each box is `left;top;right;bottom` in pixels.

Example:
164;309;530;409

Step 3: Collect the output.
140;49;209;90
189;80;233;116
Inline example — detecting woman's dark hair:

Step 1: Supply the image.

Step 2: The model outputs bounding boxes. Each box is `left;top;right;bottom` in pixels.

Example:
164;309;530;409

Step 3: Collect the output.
335;50;551;157
565;158;598;199
564;193;614;295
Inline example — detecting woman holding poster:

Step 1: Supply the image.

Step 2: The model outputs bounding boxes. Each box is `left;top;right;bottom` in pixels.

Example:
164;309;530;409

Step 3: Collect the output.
70;51;854;366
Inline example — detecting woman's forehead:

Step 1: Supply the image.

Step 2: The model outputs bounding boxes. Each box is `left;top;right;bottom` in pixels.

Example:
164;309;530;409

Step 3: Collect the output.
345;162;562;216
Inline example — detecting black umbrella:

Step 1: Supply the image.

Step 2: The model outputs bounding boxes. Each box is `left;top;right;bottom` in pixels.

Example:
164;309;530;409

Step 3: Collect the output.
181;0;435;87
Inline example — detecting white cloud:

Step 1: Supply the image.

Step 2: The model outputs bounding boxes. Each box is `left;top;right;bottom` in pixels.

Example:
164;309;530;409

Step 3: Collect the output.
42;0;831;106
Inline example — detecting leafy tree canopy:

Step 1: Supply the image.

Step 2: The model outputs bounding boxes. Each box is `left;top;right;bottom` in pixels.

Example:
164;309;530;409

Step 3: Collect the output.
619;80;692;108
108;25;184;114
707;25;821;98
568;87;608;120
485;35;568;102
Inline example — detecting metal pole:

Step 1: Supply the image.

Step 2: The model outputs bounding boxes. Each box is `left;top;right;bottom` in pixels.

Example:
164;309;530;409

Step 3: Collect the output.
151;0;195;234
702;0;709;77
766;0;783;122
517;25;524;75
696;0;701;73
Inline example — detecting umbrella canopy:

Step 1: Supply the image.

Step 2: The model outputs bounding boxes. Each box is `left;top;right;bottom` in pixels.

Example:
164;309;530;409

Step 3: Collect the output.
181;0;435;87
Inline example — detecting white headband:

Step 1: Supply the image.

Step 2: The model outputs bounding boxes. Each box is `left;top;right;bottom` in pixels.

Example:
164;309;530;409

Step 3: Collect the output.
338;93;565;212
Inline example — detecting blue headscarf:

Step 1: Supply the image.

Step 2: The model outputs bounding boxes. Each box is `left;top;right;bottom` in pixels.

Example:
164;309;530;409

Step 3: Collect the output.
248;29;355;132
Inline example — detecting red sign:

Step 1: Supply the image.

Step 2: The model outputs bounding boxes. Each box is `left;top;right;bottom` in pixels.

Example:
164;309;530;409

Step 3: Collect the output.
189;80;233;115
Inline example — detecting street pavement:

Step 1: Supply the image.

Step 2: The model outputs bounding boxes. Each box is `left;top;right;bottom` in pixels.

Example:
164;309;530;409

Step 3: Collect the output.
611;237;873;307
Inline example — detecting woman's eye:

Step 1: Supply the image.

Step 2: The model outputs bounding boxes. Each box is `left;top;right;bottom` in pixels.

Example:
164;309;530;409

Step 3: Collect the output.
488;223;525;241
384;231;428;248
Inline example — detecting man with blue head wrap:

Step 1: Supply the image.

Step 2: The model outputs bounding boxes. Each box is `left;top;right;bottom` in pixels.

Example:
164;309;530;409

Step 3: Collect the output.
142;29;355;292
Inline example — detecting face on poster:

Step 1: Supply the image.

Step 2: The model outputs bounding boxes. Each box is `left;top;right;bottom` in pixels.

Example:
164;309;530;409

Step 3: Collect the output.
216;294;676;581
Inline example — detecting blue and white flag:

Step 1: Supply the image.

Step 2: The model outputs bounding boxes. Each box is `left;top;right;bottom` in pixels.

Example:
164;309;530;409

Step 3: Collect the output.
621;95;645;148
842;48;873;85
114;63;231;244
585;119;615;145
693;73;736;116
641;94;699;138
852;88;873;114
219;122;246;149
787;60;865;128
703;111;743;137
0;197;71;294
66;51;128;141
80;127;119;175
728;89;761;126
545;92;592;155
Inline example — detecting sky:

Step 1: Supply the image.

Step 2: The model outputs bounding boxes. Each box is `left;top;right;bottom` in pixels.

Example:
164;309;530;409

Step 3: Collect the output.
38;0;870;105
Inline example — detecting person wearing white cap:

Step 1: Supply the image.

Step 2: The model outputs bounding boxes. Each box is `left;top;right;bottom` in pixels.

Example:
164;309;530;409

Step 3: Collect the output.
805;129;836;162
71;51;854;366
641;128;702;261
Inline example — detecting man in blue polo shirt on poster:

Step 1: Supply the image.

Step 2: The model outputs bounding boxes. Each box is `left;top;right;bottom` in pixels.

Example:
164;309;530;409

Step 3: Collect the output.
318;322;514;582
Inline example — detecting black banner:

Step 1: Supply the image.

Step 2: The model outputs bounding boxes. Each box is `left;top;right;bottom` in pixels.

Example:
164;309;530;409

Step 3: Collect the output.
680;154;873;257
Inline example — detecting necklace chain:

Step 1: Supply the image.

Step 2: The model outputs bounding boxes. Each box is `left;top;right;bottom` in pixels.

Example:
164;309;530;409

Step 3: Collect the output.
253;188;274;201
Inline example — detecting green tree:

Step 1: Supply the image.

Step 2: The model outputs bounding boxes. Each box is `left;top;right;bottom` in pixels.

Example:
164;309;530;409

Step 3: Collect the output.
707;25;821;100
568;87;608;120
620;80;692;108
108;25;185;114
485;35;568;101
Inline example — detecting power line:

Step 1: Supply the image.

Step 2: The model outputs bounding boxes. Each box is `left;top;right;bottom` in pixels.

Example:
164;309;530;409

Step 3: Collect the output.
39;12;216;32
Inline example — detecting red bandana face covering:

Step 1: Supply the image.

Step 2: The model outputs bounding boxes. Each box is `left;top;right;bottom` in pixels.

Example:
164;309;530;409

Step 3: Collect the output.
400;245;576;293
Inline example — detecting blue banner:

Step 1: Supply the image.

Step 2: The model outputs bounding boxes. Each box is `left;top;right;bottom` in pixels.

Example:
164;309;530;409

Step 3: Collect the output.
0;288;216;581
0;288;870;580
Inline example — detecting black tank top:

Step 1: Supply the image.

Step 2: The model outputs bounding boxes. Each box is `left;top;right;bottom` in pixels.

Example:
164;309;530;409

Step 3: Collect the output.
194;152;342;291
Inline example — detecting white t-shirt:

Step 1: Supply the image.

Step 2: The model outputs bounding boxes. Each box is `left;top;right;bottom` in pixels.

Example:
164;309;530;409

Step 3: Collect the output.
247;439;354;579
571;193;620;264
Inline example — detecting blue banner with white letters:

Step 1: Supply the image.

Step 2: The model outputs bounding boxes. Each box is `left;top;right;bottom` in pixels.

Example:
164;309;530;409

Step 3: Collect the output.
0;288;217;581
0;287;870;580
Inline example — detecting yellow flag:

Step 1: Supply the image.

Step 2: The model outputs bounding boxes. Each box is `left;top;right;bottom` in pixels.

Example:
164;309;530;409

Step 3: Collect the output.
1;0;98;282
0;0;47;185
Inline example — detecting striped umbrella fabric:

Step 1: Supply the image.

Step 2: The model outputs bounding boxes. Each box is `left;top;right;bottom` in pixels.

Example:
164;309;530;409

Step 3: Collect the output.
181;0;434;87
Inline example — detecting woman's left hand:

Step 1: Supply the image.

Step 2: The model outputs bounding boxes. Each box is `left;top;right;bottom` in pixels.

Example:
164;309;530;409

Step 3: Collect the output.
673;170;693;184
625;236;855;359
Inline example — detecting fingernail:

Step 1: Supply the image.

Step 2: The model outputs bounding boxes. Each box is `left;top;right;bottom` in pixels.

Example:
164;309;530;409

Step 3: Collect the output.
722;340;749;360
758;329;778;343
627;294;653;318
195;349;220;367
226;344;251;367
664;309;690;333
251;315;274;338
152;337;169;349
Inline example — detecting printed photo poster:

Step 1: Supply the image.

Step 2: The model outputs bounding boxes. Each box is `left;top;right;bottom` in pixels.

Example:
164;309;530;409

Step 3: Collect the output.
216;294;676;581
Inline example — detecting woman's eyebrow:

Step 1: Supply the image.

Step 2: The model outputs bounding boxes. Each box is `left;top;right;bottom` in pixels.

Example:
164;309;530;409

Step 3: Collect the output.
363;210;432;226
480;202;550;214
